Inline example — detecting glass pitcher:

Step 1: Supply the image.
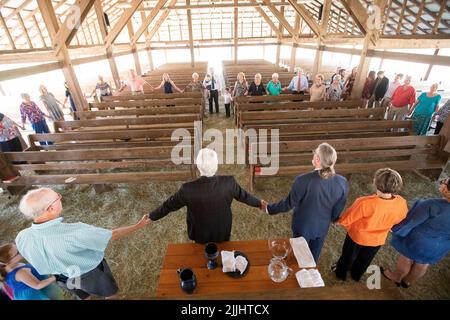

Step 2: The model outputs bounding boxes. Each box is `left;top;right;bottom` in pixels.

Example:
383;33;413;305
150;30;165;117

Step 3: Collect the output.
268;258;292;283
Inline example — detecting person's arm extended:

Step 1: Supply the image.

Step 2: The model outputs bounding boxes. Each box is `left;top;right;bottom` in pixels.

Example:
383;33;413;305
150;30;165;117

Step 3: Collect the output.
153;80;164;90
171;80;182;93
408;99;419;115
15;269;56;290
148;187;187;221
267;177;304;215
232;177;261;208
111;214;150;241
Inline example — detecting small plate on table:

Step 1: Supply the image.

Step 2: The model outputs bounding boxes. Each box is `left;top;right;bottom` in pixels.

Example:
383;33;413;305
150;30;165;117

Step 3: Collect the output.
224;251;250;278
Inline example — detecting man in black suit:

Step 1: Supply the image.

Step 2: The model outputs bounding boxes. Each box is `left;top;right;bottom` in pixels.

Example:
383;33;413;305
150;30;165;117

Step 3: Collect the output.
368;71;389;108
148;148;266;243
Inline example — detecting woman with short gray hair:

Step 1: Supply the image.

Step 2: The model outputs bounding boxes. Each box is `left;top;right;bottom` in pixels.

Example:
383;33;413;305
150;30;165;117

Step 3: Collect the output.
19;93;52;145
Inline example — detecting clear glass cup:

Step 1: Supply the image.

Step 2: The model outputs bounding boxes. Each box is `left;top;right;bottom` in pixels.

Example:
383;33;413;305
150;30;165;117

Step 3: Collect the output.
268;238;291;260
268;257;292;283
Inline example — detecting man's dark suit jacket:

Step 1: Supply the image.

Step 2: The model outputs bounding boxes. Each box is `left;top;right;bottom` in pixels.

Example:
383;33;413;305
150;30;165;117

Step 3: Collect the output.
149;176;261;243
371;77;389;101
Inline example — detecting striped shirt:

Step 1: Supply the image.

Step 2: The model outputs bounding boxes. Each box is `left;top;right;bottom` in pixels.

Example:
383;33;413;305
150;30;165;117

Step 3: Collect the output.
16;217;112;277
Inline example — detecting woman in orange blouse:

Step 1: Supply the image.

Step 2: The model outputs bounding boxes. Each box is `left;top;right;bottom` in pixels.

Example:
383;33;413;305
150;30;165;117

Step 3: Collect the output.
334;168;408;281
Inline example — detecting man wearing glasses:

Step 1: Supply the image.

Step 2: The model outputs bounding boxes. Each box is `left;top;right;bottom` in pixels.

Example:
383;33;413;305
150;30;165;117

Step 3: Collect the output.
15;188;149;300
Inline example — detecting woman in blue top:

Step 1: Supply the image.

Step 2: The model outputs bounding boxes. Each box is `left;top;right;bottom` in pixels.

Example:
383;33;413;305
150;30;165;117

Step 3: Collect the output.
0;243;62;300
154;73;182;94
408;83;441;135
382;178;450;288
266;143;349;262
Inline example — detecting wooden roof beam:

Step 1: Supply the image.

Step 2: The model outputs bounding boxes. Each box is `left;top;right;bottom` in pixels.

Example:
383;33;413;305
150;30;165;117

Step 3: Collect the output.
104;0;144;47
130;0;169;46
286;0;321;37
262;0;299;42
249;0;282;38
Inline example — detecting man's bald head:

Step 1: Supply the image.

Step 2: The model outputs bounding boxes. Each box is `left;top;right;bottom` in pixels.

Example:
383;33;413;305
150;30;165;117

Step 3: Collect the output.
19;188;61;220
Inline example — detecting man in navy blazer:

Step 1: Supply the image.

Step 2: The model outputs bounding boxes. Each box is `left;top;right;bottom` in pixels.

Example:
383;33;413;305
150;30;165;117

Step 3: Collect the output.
265;143;349;262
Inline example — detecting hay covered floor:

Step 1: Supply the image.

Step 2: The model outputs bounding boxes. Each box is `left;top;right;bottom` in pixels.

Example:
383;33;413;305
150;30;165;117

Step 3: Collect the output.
1;112;449;300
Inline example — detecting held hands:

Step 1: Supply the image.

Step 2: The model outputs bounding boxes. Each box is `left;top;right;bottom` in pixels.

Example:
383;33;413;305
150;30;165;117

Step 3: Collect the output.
260;200;268;213
137;214;151;228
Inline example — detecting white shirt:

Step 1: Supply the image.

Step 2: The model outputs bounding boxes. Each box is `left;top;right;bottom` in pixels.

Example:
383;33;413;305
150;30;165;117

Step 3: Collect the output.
203;73;222;91
385;80;401;99
223;92;232;104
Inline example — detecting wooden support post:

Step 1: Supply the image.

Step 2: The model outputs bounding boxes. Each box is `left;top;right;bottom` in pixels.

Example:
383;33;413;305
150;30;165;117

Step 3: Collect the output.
95;0;120;88
289;16;300;72
351;33;372;100
275;0;285;67
234;0;238;64
37;0;88;112
290;44;297;73
424;49;439;81
312;44;324;77
187;0;195;67
127;21;142;75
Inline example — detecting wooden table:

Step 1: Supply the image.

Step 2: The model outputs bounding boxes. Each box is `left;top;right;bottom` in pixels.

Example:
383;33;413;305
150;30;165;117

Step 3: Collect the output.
156;239;302;298
155;239;403;299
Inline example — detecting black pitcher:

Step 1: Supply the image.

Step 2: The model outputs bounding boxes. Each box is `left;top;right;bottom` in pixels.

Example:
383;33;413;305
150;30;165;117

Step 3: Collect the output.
177;268;197;294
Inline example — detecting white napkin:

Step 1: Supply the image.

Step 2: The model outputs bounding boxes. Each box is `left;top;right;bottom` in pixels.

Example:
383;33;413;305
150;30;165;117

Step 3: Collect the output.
235;255;248;275
221;250;236;273
289;237;316;268
295;269;325;288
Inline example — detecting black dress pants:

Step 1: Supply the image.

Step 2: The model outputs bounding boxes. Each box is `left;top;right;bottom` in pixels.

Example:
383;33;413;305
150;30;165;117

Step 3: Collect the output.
335;233;381;281
209;90;219;113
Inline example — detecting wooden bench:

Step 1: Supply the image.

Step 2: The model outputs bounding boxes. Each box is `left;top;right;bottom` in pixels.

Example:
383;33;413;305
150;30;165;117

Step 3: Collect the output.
0;145;196;187
89;98;201;110
101;92;202;102
28;127;197;151
234;94;310;125
248;135;447;190
236;99;367;128
53;114;200;132
241;120;414;165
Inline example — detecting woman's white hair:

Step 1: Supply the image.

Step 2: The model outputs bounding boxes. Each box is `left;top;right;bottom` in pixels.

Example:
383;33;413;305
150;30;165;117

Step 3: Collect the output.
20;93;30;100
19;188;55;219
272;73;279;79
196;148;218;177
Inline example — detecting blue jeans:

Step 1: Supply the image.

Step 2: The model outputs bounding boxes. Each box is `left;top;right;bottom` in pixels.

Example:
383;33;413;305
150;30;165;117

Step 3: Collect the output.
32;120;53;145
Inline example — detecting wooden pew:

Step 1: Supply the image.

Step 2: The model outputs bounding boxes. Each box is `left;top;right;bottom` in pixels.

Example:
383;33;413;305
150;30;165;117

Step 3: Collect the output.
236;99;365;128
75;106;200;120
0;145;196;187
89;98;201;110
248;135;447;190
233;94;310;125
101;92;202;102
53;114;200;132
28;127;196;151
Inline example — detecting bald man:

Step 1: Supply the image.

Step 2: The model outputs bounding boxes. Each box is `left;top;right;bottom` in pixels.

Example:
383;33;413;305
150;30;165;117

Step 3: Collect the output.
15;188;149;300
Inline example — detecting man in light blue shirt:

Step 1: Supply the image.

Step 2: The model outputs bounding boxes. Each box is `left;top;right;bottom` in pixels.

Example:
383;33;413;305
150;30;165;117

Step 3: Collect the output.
285;67;309;94
15;187;149;299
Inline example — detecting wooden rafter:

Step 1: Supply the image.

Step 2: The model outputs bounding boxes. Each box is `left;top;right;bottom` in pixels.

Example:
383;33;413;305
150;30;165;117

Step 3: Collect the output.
320;0;332;35
412;0;426;34
340;0;369;36
432;0;446;34
0;10;16;49
250;0;282;38
186;0;194;66
16;11;32;48
286;0;321;36
262;0;299;41
396;0;407;34
131;0;169;45
104;0;144;47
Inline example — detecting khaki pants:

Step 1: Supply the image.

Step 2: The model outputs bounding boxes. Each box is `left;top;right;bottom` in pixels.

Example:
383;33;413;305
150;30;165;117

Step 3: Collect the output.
380;97;392;119
387;105;409;121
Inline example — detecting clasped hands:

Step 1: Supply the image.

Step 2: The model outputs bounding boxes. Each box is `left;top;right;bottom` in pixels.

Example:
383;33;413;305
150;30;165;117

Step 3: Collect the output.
260;199;269;213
